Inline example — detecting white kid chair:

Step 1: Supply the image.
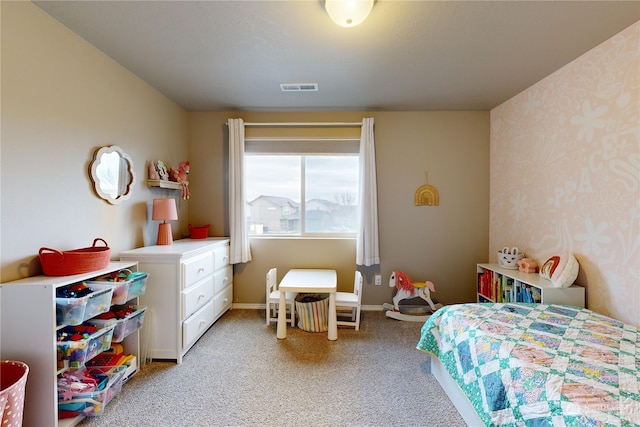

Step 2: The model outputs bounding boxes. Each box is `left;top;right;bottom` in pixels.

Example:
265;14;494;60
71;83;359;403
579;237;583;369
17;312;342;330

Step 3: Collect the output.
335;270;363;330
266;268;297;327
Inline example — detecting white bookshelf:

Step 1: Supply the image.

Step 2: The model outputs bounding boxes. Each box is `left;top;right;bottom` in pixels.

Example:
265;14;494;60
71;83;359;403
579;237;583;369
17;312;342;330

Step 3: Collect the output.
477;263;585;307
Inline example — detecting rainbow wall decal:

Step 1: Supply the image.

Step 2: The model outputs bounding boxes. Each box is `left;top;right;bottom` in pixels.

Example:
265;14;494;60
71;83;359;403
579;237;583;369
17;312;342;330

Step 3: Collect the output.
415;184;439;206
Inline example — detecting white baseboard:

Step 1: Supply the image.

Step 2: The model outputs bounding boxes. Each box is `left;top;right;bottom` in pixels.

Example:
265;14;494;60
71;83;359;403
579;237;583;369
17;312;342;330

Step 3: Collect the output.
231;303;384;311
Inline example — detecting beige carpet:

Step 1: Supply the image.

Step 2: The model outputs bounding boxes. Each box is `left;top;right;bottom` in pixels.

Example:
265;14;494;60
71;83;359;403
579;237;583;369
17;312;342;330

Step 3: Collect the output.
79;309;465;427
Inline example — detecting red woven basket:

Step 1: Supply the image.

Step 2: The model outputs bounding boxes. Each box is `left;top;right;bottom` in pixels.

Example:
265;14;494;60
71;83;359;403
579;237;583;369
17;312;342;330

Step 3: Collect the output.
189;224;210;239
39;238;111;276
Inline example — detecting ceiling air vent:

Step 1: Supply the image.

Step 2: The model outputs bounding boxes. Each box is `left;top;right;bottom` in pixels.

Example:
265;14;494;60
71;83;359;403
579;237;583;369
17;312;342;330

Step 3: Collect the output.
280;83;318;92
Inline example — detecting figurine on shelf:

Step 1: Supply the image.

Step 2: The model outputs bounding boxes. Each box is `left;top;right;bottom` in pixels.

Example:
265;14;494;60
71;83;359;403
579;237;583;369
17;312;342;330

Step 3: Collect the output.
148;161;160;180
169;161;190;200
156;161;169;181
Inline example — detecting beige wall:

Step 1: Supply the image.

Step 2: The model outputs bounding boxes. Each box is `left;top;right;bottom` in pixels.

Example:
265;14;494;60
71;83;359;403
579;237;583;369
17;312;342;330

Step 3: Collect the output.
8;2;634;323
2;3;490;309
490;22;639;325
189;111;490;306
1;2;189;282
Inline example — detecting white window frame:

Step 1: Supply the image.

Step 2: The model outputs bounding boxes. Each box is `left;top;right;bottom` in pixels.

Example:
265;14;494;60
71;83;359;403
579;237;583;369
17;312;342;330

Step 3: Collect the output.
245;137;360;238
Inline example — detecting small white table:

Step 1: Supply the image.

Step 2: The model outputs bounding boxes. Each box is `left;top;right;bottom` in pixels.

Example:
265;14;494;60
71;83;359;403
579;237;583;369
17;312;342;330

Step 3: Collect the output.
277;269;338;341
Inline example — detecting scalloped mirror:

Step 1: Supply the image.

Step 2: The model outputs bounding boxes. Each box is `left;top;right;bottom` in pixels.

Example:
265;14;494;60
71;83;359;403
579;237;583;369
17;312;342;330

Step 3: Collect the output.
90;145;135;204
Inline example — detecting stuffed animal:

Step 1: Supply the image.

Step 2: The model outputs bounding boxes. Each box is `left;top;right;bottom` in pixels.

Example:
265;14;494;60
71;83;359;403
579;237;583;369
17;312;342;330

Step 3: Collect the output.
169;161;190;200
517;257;538;273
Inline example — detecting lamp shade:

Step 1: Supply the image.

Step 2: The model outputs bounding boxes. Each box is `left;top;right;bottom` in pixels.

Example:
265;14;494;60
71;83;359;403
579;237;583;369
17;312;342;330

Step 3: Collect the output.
152;198;178;221
325;0;374;28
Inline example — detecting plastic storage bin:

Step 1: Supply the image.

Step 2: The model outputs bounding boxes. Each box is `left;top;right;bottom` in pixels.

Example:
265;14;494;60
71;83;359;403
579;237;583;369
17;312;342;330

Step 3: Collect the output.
0;360;29;427
57;324;115;369
58;365;126;418
86;271;148;304
126;272;148;298
108;280;130;305
83;278;130;306
55;283;115;326
88;305;147;343
56;294;91;326
83;284;115;320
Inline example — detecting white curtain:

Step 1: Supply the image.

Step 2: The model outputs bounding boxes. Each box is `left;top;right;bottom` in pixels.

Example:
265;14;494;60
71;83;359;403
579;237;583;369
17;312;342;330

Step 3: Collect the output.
228;118;252;264
356;118;380;266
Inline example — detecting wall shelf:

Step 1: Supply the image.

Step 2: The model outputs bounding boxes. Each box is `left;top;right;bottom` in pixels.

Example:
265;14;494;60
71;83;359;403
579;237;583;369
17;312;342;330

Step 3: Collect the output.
147;179;185;190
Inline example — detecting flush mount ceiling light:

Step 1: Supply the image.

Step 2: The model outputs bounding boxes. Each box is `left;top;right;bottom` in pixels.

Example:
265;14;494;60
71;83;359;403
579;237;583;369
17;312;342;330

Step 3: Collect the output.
324;0;374;28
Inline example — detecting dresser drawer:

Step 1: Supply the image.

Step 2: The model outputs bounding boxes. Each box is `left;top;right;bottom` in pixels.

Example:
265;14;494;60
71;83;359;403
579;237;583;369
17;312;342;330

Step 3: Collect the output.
214;285;233;316
182;299;214;349
182;275;214;320
182;252;214;289
213;245;230;269
214;265;233;294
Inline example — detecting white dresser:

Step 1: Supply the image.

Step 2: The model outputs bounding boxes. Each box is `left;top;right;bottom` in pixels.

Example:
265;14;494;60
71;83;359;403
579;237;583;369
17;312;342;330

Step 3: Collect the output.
120;238;232;364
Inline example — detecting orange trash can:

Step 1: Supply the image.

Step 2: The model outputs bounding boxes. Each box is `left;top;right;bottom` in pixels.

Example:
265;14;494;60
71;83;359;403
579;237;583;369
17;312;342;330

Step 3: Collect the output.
0;360;29;427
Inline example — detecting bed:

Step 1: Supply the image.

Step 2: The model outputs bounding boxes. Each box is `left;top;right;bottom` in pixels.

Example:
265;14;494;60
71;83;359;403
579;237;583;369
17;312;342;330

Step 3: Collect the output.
417;303;640;426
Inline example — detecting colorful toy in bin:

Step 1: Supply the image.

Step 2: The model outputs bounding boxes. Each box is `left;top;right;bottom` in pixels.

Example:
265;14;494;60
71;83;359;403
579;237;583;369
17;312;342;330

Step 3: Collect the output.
56;295;89;326
56;282;114;326
57;324;115;369
88;272;132;305
88;270;149;303
56;283;92;298
57;365;126;417
115;270;148;298
88;305;147;343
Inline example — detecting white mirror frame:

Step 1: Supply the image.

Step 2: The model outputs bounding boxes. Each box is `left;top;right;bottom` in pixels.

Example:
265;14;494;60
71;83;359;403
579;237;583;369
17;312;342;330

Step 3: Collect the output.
90;145;135;204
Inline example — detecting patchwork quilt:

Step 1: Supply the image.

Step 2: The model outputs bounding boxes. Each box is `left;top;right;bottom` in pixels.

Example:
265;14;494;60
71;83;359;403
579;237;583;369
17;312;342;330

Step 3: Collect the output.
417;303;640;427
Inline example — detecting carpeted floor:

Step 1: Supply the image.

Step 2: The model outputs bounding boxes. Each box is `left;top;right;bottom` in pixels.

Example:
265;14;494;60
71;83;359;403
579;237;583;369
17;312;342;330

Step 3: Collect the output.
79;309;465;427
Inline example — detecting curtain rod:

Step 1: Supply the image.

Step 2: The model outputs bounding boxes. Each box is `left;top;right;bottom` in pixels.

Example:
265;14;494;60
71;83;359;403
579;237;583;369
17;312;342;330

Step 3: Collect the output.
245;137;360;141
232;121;362;128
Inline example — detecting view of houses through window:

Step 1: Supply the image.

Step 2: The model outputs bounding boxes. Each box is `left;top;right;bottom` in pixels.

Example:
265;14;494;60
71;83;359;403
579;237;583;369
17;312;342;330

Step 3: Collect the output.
246;155;359;235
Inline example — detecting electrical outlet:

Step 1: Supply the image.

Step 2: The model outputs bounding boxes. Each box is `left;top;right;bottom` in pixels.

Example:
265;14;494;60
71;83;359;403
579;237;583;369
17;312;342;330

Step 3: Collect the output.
374;274;382;286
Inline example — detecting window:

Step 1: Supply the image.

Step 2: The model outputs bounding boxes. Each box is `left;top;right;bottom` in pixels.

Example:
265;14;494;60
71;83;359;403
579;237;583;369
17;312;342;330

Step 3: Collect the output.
245;140;360;236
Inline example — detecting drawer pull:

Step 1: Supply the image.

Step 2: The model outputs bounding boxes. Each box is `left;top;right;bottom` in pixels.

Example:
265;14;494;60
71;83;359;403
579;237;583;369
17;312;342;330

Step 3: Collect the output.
222;256;229;263
198;293;205;300
198;267;205;273
199;319;207;327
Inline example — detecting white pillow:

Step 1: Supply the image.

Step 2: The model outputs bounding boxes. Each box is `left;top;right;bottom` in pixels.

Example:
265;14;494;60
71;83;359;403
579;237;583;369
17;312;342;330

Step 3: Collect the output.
539;253;579;288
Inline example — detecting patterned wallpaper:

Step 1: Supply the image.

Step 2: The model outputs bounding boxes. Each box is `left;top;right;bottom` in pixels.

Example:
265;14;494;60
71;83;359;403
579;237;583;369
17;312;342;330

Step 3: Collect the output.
490;21;639;326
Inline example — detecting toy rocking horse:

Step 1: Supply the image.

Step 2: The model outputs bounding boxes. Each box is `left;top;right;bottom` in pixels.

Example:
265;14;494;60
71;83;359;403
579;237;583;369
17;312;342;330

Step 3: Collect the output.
383;270;443;322
169;161;190;200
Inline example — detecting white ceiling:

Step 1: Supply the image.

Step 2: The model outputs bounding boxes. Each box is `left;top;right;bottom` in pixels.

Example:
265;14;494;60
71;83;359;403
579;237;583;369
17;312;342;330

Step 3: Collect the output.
34;1;640;112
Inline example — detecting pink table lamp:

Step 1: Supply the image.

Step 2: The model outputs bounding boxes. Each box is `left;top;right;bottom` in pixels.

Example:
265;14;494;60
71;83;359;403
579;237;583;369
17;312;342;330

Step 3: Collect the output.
152;198;178;245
